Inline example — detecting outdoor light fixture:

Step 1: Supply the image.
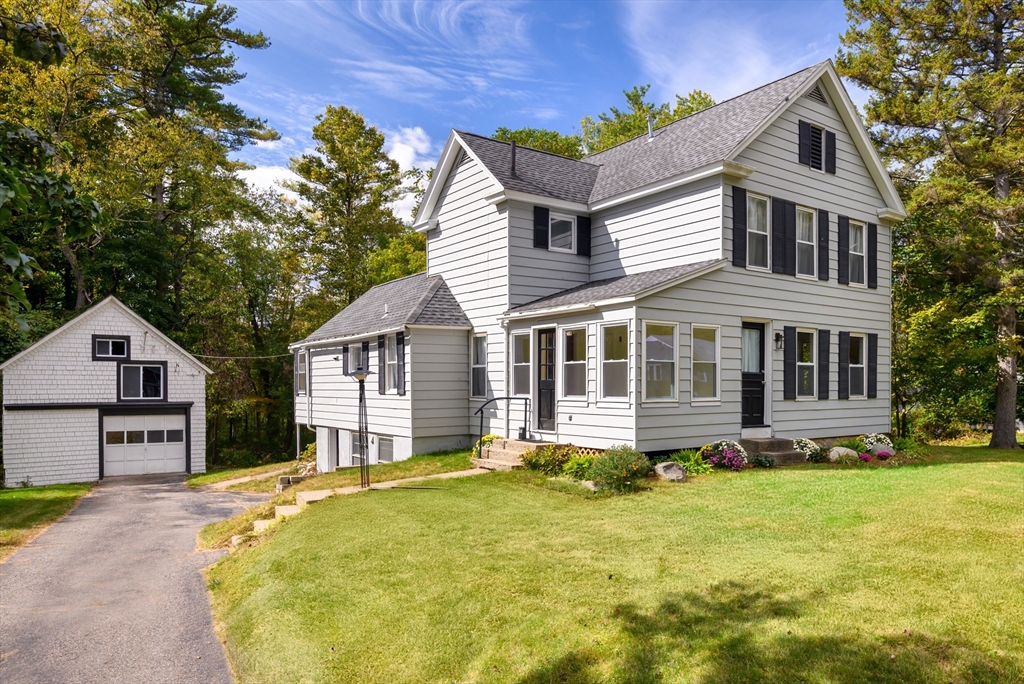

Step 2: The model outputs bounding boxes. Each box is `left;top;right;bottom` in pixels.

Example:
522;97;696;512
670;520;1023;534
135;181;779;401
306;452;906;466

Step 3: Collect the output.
774;332;785;350
348;366;373;489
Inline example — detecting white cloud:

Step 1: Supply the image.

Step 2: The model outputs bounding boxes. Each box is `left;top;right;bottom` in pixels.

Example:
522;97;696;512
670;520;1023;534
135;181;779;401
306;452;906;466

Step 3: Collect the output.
385;126;434;172
236;166;302;199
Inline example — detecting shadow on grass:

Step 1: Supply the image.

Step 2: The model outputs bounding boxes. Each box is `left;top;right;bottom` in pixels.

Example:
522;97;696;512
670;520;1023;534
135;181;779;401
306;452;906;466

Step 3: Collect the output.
518;581;1019;684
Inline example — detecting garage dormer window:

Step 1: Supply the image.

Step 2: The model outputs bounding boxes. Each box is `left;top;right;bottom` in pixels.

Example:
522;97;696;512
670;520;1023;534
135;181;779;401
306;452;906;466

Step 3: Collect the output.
549;213;575;253
120;363;165;400
93;336;129;360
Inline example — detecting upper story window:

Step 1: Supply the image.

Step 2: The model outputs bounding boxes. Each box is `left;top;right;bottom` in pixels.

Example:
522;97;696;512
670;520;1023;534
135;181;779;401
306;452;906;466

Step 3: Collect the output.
512;334;530;396
643;322;677;402
601;324;628;400
549;213;576;253
471;334;487;398
849;221;866;285
562;328;586;398
747;194;769;270
121;363;164;400
796;207;816;278
94;336;129;360
296;351;307;395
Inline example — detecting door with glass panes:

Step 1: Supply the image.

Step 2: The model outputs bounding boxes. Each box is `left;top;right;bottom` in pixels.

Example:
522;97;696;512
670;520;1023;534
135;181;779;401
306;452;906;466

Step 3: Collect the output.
741;322;766;427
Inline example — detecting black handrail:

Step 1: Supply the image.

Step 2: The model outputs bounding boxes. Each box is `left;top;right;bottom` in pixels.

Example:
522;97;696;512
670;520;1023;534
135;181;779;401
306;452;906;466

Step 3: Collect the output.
473;396;531;442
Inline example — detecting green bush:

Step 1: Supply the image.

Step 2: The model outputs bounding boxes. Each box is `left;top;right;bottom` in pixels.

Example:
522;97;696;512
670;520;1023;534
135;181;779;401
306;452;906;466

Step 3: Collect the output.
562;453;595;480
751;453;775;468
300;442;317;463
521;443;580;475
669;449;712;475
589;445;651;493
833;438;866;453
805;447;830;463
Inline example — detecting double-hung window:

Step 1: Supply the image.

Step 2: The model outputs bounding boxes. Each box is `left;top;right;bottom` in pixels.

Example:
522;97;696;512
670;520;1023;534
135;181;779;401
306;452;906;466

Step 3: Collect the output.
796;207;816;278
849;221;866;285
849;334;866;398
643;322;677;401
796;330;816;399
471;334;487;398
351;344;366;373
512;334;530;396
562;328;586;397
549;213;575;253
378;436;394;463
385;335;399;391
747;194;770;269
601;324;628;399
121;364;163;400
691;325;719;401
296;351;307;395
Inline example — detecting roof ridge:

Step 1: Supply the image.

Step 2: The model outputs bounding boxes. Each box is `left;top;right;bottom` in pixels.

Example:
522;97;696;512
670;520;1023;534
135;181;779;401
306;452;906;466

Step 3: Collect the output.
406;275;444;324
454;130;598;166
583;61;825;161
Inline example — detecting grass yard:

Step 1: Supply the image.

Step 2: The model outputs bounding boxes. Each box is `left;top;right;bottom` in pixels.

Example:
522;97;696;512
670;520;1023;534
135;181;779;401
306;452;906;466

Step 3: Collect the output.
207;445;1024;683
0;483;93;561
186;461;299;488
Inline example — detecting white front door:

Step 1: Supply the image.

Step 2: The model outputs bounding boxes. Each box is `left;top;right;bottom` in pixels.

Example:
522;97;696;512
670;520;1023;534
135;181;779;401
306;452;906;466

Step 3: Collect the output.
103;414;187;476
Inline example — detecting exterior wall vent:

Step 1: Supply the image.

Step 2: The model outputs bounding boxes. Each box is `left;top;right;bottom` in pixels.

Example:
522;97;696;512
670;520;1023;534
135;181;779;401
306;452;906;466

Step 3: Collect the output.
806;85;828;106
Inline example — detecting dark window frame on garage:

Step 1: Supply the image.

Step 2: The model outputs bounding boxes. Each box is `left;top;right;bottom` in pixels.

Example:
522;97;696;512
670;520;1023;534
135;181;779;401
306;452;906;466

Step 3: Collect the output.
116;360;168;402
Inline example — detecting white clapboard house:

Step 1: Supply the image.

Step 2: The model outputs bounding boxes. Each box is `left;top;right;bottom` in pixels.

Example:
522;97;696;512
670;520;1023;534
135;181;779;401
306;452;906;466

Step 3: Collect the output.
290;60;905;472
1;297;210;486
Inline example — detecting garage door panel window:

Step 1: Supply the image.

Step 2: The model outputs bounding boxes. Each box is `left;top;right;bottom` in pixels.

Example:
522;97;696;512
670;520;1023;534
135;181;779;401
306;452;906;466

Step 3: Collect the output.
121;364;164;400
147;430;165;443
166;429;184;443
106;431;125;445
126;430;145;444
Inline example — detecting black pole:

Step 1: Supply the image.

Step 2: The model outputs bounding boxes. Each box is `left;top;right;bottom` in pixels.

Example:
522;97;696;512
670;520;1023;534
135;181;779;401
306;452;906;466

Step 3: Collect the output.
358;377;370;489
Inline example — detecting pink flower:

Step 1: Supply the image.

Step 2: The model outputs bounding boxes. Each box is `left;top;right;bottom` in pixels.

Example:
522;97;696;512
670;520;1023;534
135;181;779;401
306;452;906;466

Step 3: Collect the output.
858;453;871;462
876;451;891;461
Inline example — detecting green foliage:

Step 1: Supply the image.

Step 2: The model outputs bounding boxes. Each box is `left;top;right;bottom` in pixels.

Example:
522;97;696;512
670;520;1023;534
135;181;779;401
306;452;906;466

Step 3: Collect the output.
493;127;584;159
834;438;867;454
580;85;715;153
751;454;776;469
561;453;595;480
0;17;67;65
470;434;500;459
588;444;651;493
521;443;580;476
300;442;317;463
669;449;712;476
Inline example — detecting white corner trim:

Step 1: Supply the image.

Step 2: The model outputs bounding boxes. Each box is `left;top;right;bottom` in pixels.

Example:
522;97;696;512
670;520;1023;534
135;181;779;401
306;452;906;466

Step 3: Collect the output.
485;189;589;214
877;207;906;221
588;162;753;212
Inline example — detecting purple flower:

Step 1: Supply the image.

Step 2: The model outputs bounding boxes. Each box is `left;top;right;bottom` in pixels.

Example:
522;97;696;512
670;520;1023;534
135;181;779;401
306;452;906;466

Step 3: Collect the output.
876;451;891;461
858;453;871;462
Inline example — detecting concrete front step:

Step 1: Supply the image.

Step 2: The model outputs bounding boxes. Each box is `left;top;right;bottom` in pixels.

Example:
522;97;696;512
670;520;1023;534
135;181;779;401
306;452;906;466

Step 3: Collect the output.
488;439;551;454
275;505;301;520
480;447;526;463
740;437;794;454
296;489;334;509
253;519;275;533
760;450;807;466
471;457;522;471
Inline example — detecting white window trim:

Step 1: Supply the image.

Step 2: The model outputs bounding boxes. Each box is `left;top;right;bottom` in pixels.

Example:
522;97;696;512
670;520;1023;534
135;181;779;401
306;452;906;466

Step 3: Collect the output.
548;212;576;254
848;332;867;400
297;350;307;396
795;206;817;280
746;193;771;273
385;334;398;393
511;332;530;397
690;324;721;404
848;220;868;288
470;333;487;398
641;320;678;404
796;328;817;401
120;363;164;401
598;321;631;404
95;338;128;358
560;326;588;400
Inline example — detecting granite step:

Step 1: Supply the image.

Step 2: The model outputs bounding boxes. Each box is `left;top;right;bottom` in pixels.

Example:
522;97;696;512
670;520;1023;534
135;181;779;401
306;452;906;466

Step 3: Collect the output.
761;450;807;467
740;437;794;454
275;505;301;520
253;519;275;533
489;439;551;454
471;457;522;471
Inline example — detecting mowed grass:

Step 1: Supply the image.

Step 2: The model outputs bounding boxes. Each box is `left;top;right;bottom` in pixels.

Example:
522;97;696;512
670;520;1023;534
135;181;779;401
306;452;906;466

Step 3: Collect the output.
0;483;93;561
186;461;299;488
207;445;1024;683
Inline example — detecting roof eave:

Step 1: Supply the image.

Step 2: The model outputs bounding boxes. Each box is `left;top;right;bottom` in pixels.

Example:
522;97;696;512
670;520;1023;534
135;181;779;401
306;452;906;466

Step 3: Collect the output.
290;326;408;351
485;189;589;214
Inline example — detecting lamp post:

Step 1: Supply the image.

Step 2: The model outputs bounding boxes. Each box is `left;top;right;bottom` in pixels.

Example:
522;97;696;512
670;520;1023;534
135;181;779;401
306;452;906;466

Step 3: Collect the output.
349;366;372;489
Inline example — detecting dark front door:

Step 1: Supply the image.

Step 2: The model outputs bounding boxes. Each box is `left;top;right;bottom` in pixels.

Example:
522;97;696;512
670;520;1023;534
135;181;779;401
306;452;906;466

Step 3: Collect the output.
537;328;556;431
741;322;766;427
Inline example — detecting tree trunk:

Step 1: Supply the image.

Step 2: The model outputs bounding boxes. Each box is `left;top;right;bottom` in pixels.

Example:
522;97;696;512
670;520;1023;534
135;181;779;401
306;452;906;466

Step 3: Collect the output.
58;238;89;310
989;170;1017;449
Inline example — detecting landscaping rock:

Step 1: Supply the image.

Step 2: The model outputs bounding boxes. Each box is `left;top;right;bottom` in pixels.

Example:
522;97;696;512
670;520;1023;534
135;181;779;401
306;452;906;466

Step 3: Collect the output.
868;443;893;456
580;480;599;491
829;447;858;462
654;461;687;482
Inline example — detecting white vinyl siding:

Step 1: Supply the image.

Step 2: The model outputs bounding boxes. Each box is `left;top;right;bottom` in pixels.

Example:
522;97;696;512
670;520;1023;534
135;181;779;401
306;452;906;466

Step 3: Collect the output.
410;327;470;453
691;325;719;401
507;201;589;307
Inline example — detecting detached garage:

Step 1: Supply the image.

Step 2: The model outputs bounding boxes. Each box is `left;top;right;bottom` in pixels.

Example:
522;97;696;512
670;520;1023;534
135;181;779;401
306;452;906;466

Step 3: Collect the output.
1;297;211;486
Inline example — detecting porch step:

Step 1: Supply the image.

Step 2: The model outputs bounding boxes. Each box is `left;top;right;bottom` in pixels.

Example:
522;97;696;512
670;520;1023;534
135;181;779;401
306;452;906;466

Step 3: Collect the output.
740;438;807;467
487;439;551;454
275;505;301;520
764;450;808;467
253;519;275;533
471;457;522;471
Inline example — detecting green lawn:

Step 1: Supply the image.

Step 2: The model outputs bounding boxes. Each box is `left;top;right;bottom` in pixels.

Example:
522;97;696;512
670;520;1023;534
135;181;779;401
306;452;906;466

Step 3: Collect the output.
206;445;1024;683
0;483;93;561
186;461;299;488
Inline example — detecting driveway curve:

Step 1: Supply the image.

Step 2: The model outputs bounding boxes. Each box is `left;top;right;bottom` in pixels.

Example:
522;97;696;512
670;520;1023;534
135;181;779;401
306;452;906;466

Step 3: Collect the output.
0;474;267;684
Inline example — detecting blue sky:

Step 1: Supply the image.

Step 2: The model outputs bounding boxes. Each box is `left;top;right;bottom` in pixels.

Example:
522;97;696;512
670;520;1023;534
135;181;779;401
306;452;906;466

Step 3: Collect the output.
226;1;861;219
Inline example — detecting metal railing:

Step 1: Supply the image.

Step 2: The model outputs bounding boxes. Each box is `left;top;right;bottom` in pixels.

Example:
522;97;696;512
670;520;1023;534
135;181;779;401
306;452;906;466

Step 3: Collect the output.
473;396;531;443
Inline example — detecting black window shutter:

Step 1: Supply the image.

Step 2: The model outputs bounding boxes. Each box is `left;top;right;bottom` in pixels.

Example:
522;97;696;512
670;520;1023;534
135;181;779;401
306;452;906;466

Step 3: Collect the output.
771;197;786;273
533;206;549;249
867;223;878;289
784;200;797;276
817;329;830;400
396;332;406;396
576;215;591;257
732;187;747;267
817;209;829;281
825;130;837;174
783;326;797;400
342;345;349;375
798;120;812;166
377;335;386;395
837;216;850;285
838;331;850;399
867;333;878;399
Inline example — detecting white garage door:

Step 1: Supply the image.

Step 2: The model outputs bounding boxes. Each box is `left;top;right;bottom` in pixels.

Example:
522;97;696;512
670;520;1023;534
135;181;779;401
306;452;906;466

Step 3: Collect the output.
103;414;187;476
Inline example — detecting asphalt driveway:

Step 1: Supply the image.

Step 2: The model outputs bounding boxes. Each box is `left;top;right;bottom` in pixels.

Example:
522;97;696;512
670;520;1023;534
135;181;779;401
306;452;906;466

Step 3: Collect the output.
0;474;267;684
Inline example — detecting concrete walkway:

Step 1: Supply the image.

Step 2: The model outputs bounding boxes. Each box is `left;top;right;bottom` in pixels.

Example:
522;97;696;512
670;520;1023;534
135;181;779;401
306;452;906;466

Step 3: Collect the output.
0;474;268;684
204;466;294;491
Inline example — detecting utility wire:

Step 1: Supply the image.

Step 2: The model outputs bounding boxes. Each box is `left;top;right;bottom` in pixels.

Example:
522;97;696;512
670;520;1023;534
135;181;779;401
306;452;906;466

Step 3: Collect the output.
190;353;293;359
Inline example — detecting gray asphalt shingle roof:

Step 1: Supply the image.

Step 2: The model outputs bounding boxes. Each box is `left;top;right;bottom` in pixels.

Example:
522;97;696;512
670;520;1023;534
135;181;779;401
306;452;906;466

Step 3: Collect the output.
457;63;822;207
303;273;470;343
507;259;722;314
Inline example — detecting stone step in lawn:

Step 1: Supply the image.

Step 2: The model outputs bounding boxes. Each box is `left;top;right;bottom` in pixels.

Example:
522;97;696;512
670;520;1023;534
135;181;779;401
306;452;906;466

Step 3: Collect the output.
275;505;301;520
